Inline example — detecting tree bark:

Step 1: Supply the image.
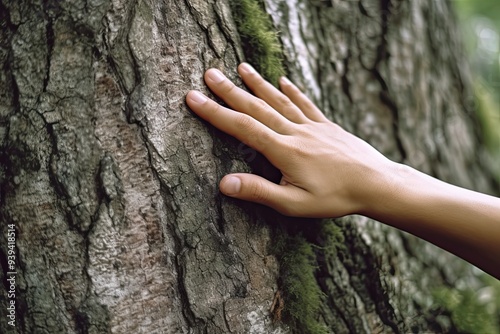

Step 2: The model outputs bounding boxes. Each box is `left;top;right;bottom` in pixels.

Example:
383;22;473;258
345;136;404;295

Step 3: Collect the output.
0;0;497;333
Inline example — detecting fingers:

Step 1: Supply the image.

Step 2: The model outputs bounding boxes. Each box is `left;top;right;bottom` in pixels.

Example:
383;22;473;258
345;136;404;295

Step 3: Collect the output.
219;173;310;217
237;63;310;124
279;76;328;123
204;68;293;134
186;90;284;160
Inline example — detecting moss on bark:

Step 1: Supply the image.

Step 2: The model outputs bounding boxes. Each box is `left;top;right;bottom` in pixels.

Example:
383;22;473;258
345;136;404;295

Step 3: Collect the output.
229;0;285;85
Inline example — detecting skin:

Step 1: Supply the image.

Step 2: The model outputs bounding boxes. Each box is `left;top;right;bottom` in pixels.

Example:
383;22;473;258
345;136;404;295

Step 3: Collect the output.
186;63;500;279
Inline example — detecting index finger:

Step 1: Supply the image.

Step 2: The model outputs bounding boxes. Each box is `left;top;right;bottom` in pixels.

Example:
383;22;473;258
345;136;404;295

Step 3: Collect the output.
186;90;286;162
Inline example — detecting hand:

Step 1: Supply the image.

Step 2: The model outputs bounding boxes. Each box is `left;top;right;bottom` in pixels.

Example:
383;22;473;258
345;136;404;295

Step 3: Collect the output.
186;64;500;278
186;63;395;218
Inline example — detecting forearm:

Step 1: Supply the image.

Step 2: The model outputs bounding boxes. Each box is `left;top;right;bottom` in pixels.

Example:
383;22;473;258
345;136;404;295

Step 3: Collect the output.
363;163;500;279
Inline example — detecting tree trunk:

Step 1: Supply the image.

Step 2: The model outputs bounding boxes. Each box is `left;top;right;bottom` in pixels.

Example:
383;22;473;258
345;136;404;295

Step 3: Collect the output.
0;0;497;333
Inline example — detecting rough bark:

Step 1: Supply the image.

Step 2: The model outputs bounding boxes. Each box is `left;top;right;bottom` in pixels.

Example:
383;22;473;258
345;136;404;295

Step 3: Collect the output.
0;0;497;334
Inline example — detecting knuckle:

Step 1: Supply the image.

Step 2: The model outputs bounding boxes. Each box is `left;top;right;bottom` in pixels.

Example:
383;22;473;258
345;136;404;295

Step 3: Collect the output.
234;114;256;133
277;95;293;108
221;80;236;95
290;141;310;159
255;128;273;146
212;103;224;117
248;181;269;202
234;113;274;149
276;96;301;121
281;105;297;121
249;98;269;114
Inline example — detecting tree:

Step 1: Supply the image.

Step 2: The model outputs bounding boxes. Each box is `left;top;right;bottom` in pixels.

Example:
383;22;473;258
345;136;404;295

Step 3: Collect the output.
1;0;499;333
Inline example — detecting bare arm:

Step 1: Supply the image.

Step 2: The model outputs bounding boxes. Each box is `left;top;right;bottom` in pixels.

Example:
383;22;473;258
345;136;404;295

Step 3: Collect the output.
185;63;500;279
368;164;500;278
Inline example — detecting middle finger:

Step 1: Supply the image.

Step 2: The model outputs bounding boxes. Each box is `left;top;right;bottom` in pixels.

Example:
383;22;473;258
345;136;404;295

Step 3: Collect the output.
204;69;294;134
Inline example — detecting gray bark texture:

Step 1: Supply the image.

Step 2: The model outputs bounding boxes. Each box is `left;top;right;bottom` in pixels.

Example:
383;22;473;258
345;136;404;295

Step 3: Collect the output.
0;0;498;333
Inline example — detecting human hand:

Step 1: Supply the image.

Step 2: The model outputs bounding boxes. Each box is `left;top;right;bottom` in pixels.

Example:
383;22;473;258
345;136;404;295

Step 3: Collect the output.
186;63;396;218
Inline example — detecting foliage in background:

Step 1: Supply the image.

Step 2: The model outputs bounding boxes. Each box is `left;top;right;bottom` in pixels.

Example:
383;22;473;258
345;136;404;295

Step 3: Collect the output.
475;81;500;151
455;0;500;30
439;4;500;332
454;0;500;179
432;275;500;333
229;0;286;86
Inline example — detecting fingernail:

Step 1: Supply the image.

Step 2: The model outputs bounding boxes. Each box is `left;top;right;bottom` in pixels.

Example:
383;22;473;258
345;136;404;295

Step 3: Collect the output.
280;76;292;86
207;69;225;83
222;176;241;196
189;91;208;104
240;63;256;74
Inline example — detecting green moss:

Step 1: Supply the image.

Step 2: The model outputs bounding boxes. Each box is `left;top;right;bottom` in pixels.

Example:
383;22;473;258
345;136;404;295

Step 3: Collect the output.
318;220;346;258
269;220;345;334
229;0;286;85
273;232;327;334
432;277;500;334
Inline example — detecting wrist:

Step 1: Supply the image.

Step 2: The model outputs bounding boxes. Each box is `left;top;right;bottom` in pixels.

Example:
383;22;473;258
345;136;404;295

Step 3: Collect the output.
356;161;416;219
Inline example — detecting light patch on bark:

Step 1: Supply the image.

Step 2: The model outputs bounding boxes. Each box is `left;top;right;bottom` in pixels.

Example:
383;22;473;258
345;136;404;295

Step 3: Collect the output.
263;0;321;102
247;307;287;334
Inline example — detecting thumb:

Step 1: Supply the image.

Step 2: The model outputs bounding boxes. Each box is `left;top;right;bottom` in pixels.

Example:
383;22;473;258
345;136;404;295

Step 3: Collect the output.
219;173;305;216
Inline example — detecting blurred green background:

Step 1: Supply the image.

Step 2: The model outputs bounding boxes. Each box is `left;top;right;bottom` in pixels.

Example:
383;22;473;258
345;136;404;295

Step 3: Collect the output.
450;4;500;333
454;0;500;181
